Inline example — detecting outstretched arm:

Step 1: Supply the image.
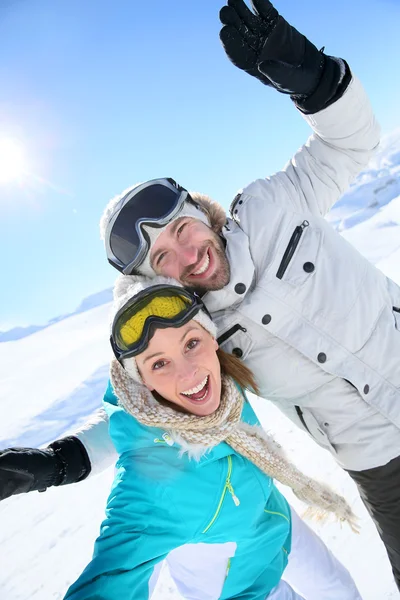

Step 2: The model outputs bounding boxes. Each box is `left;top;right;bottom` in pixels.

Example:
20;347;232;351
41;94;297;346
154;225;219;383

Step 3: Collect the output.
0;401;118;501
0;435;91;500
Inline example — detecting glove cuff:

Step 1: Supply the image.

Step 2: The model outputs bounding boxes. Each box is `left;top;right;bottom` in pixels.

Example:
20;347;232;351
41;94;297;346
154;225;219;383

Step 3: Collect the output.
48;436;92;486
292;57;352;114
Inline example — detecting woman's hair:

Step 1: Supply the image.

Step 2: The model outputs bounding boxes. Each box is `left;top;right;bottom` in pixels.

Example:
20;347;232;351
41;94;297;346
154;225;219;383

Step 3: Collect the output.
217;348;260;396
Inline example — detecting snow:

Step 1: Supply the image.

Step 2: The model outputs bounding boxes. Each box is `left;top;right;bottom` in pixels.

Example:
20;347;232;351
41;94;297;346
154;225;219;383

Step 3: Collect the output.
0;288;113;343
1;130;400;599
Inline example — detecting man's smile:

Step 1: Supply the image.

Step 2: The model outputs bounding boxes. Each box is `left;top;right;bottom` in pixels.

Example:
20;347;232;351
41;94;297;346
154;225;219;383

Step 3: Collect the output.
189;248;213;279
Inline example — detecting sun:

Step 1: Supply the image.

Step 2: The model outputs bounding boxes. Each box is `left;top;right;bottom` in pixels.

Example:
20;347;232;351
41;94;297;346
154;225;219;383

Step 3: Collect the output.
0;138;26;184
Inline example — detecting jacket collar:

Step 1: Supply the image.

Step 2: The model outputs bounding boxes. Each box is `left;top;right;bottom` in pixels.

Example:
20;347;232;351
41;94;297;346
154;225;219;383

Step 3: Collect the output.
203;220;255;313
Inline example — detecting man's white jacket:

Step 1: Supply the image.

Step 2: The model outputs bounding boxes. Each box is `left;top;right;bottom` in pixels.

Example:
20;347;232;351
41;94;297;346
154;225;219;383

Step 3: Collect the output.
76;76;400;475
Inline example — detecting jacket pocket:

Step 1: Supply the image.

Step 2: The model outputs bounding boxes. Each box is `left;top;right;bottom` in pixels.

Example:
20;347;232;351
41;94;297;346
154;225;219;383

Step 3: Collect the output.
277;220;309;279
217;324;253;359
294;406;337;454
276;221;321;286
393;307;400;330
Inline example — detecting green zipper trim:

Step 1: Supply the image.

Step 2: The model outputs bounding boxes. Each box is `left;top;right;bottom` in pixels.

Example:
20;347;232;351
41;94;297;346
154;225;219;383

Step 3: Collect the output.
282;546;289;555
263;508;290;524
225;557;232;579
202;455;236;534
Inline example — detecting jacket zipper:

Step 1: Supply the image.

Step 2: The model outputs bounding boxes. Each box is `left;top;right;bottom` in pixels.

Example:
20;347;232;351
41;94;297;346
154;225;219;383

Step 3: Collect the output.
202;455;240;534
217;324;247;346
276;220;309;280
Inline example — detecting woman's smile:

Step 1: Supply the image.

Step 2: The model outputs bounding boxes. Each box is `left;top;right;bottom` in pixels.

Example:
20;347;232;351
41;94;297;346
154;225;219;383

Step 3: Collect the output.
180;375;211;405
136;321;221;417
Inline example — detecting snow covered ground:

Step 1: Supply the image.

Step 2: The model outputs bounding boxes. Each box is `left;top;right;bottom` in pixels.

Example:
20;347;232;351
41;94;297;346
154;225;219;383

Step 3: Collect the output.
1;130;400;599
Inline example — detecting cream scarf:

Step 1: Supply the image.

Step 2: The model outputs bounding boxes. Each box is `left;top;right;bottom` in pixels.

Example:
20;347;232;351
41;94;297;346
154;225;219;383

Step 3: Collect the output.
110;359;358;532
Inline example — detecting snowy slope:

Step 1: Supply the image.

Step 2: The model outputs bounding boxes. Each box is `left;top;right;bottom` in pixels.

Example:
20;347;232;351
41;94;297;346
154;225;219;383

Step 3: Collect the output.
1;130;400;599
0;288;113;343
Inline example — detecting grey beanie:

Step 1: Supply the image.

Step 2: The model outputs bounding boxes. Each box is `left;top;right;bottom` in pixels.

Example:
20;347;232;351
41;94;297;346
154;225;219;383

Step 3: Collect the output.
111;275;217;383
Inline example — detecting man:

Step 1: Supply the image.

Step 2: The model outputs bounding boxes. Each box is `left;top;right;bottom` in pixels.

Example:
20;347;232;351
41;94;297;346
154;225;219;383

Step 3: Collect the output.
3;0;400;589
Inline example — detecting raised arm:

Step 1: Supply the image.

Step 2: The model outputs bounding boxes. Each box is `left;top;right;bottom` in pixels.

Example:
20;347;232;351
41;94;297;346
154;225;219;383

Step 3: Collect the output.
235;76;379;219
220;0;350;113
220;0;380;218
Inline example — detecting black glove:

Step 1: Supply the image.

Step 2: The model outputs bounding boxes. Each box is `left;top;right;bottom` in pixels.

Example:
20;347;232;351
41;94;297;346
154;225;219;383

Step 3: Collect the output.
0;436;91;501
219;0;351;113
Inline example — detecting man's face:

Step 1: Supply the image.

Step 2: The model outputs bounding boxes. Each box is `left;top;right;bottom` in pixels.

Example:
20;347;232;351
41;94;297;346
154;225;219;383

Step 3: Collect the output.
149;217;230;292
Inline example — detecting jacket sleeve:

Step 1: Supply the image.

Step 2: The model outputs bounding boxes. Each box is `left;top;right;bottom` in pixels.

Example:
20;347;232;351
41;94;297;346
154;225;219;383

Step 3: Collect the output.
234;75;380;219
64;461;192;600
73;386;118;477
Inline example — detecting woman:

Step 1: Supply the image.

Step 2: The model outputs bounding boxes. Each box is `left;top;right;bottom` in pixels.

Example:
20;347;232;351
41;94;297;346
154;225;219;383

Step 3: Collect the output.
64;276;362;600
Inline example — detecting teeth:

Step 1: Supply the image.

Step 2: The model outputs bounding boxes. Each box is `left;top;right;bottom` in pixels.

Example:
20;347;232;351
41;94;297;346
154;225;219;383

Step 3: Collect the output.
192;252;209;276
181;376;208;396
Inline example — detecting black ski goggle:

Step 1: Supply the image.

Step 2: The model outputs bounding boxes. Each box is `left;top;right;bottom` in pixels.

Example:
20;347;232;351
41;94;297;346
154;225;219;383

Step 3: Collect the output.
110;284;208;363
105;178;193;274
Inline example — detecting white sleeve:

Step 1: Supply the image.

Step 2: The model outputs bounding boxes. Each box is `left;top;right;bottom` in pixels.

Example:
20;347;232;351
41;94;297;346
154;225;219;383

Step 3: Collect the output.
237;76;380;219
74;408;118;476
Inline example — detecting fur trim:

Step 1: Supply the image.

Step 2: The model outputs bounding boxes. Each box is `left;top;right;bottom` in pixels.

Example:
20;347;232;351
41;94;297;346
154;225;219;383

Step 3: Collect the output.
170;432;211;461
190;192;227;234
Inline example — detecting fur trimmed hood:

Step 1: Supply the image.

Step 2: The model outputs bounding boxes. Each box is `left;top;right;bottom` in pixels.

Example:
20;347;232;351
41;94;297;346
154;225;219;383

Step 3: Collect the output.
189;191;227;234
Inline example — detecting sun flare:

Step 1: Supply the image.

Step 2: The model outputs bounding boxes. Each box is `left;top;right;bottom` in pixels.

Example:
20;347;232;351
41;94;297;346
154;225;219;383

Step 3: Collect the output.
0;138;26;184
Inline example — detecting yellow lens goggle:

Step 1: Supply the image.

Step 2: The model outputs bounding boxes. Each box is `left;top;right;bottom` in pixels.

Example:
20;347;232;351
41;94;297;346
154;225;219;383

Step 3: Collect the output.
111;285;204;361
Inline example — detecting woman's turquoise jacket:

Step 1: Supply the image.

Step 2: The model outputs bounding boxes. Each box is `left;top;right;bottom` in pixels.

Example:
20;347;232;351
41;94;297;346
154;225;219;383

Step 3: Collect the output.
64;382;292;599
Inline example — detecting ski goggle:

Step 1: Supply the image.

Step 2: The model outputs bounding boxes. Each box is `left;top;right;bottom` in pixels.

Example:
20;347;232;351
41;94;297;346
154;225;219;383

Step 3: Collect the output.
110;285;208;362
105;178;193;274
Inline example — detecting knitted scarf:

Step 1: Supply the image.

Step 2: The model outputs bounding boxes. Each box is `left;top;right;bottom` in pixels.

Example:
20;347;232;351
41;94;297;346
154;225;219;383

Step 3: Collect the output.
110;359;358;532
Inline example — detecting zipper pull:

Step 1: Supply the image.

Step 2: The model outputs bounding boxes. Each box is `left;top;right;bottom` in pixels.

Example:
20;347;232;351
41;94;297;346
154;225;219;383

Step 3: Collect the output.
301;220;309;230
232;494;240;507
227;482;240;506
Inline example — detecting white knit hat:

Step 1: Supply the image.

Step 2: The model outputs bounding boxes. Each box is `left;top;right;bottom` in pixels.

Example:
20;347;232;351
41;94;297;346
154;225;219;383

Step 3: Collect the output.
111;275;217;383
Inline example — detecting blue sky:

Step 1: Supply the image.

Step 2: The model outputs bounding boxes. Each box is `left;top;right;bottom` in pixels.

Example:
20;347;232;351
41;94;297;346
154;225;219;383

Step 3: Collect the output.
1;0;400;329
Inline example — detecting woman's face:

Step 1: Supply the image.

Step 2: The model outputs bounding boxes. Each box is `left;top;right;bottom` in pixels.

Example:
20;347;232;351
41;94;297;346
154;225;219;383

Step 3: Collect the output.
135;321;221;416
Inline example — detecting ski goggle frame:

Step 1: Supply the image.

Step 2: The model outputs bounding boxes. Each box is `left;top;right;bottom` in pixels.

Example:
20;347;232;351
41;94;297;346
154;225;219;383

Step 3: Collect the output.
110;284;209;363
105;178;195;275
